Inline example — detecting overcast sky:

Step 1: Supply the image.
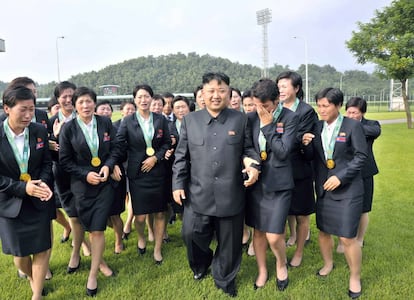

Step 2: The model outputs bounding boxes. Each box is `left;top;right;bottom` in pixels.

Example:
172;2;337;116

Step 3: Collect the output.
0;0;392;84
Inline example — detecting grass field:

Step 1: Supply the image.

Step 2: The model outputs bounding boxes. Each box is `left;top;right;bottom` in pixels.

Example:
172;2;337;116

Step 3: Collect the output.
0;123;413;299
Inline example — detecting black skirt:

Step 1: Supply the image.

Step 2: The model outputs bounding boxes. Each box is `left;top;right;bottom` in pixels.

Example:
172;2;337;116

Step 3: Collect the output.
246;183;291;234
289;177;315;215
0;199;51;257
129;174;167;215
72;181;114;232
316;194;363;238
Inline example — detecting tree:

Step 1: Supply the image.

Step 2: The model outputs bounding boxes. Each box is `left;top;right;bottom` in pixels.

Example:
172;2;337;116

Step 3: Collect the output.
347;0;414;128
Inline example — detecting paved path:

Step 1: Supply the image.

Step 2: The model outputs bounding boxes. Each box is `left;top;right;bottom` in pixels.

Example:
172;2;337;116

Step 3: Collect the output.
379;118;407;124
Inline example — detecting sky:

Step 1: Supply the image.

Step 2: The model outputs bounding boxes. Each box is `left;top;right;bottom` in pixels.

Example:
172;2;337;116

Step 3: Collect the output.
0;0;393;84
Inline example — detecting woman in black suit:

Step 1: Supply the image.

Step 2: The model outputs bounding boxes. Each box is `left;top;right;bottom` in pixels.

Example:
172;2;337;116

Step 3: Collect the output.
59;87;117;297
245;79;298;292
115;84;170;264
0;87;53;300
302;88;367;299
345;97;381;247
276;71;318;267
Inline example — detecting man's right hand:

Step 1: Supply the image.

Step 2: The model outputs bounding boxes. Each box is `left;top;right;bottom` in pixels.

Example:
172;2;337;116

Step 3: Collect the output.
173;189;186;206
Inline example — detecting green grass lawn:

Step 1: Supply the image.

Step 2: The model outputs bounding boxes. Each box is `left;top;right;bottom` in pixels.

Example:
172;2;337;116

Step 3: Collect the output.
0;123;413;299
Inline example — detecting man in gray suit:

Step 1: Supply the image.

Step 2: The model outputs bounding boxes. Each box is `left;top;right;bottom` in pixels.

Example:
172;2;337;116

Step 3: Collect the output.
172;72;260;297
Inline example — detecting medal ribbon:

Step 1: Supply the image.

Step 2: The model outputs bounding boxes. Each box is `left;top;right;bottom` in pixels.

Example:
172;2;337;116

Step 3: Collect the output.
286;98;300;112
175;119;181;135
58;110;76;122
136;112;154;149
258;102;283;151
321;114;344;160
4;118;30;175
76;115;99;158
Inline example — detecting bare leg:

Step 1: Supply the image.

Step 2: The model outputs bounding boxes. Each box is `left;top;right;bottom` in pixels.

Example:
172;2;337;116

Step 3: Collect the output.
146;214;154;242
87;231;106;291
318;231;335;275
55;209;71;240
153;211;166;262
267;232;288;281
68;217;84;268
356;213;368;247
286;215;296;246
123;193;133;235
340;237;362;293
110;215;124;253
289;215;309;267
242;224;251;245
135;214;147;249
252;230;268;287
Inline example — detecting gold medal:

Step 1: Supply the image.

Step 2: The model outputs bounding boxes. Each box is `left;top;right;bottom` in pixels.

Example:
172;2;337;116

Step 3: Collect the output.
146;147;155;156
260;151;267;161
326;159;335;169
91;157;101;167
20;173;31;182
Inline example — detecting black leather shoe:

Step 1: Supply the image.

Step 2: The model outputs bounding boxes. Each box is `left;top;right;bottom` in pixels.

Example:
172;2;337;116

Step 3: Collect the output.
61;235;70;243
348;289;362;299
86;287;98;297
276;277;289;291
41;288;48;296
155;259;163;266
224;282;237;297
316;264;335;278
137;247;146;255
67;259;81;274
122;231;130;240
193;269;208;281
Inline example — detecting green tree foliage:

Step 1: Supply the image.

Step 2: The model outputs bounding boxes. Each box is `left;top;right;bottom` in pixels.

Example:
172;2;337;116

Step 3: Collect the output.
2;53;411;105
346;0;414;128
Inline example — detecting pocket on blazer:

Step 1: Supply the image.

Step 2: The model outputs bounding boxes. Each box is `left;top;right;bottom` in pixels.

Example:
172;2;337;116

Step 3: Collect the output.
226;134;242;145
189;137;204;146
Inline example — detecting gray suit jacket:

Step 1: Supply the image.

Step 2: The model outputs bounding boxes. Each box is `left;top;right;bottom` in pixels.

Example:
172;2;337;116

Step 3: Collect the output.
172;108;260;217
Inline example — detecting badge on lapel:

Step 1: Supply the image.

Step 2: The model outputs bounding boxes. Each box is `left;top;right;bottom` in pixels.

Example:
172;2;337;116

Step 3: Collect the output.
41;120;48;128
276;122;284;134
336;132;346;142
36;137;44;149
228;130;236;136
156;129;163;138
103;132;110;142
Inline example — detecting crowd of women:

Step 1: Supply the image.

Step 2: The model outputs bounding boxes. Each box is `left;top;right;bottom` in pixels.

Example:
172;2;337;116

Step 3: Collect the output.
0;71;379;299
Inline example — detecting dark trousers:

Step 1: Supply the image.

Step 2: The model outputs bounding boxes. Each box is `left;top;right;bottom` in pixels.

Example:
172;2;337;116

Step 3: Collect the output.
182;204;244;292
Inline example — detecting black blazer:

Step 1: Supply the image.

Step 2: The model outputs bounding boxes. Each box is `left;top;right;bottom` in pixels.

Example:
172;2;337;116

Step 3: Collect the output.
0;122;52;217
248;107;298;192
59;115;117;181
361;118;380;178
114;112;171;179
303;117;368;200
290;101;318;180
172;108;260;217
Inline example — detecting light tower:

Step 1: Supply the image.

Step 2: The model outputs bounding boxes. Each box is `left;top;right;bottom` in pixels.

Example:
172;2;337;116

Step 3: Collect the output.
56;36;65;82
256;8;272;78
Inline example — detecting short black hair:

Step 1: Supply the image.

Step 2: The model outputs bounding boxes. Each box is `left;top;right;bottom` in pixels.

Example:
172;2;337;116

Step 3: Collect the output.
2;86;35;108
119;100;136;111
172;95;190;108
54;81;77;99
315;87;343;106
96;99;113;112
275;71;304;100
252;78;279;102
345;97;367;114
133;84;154;98
202;72;230;86
72;87;97;105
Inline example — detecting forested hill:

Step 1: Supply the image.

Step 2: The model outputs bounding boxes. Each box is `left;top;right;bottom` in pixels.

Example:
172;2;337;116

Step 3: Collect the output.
1;52;402;99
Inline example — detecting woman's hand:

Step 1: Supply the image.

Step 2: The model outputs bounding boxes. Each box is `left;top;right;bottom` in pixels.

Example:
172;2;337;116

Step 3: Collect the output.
255;102;273;126
110;165;122;182
323;175;341;191
26;180;53;201
141;156;157;173
302;133;315;146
